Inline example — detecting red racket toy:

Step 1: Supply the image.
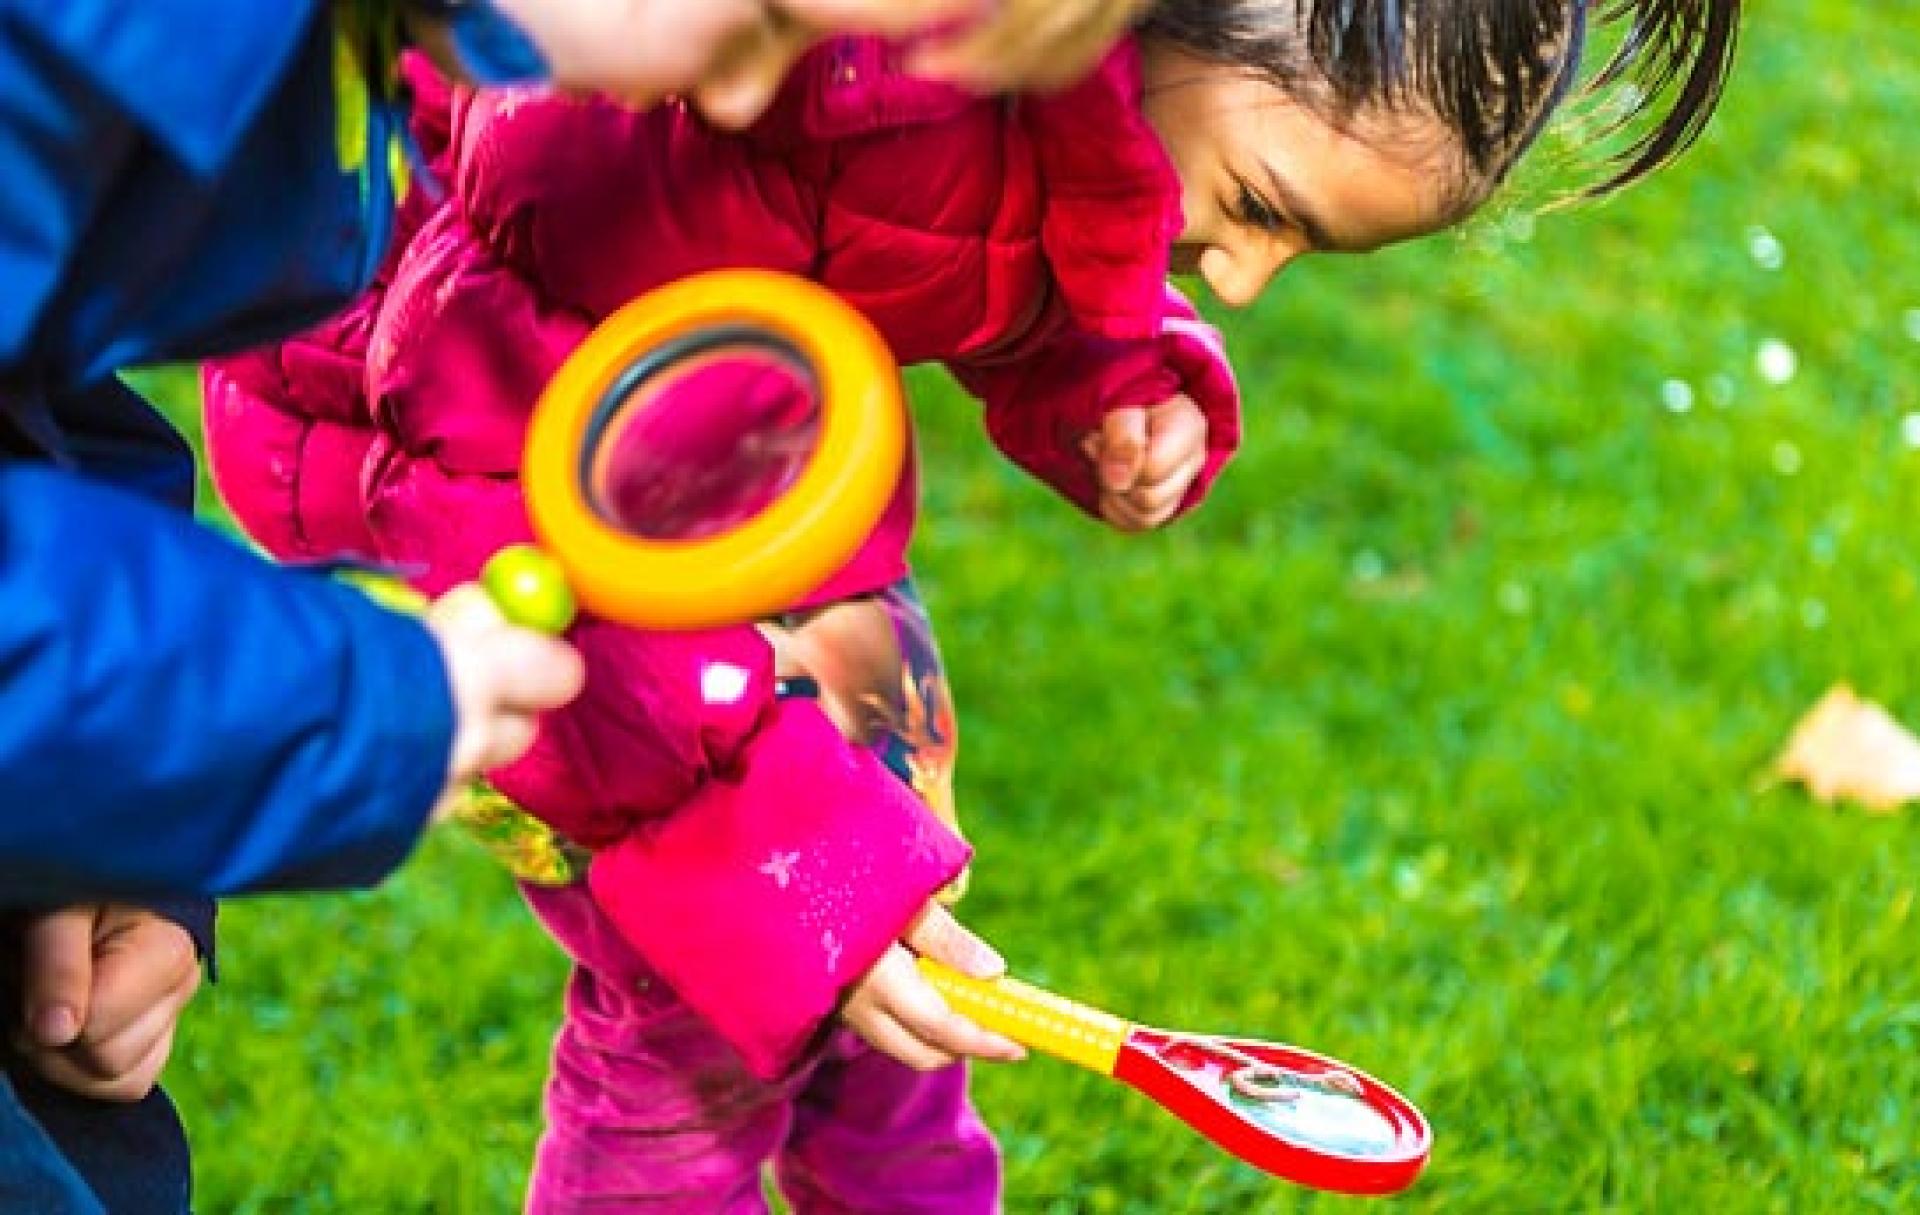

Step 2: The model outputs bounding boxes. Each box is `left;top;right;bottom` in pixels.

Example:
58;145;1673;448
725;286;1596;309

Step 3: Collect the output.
920;960;1432;1195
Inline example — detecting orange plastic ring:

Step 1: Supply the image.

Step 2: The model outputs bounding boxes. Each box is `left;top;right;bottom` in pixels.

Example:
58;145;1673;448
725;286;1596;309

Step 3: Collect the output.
523;269;906;631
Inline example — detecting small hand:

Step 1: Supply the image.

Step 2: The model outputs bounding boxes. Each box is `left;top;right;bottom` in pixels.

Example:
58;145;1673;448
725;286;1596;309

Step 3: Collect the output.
13;906;202;1102
429;584;585;817
908;0;1153;92
1083;395;1208;532
841;904;1027;1071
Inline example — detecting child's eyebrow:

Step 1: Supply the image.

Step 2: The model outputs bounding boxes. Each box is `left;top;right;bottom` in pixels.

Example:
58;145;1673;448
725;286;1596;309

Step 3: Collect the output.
1261;158;1334;252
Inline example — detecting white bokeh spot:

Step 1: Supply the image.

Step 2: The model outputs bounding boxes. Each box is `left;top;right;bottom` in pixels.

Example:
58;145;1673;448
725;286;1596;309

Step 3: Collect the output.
1756;339;1798;386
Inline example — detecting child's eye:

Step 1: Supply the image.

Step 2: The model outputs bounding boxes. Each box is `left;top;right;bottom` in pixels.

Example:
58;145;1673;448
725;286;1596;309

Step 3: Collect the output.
1236;183;1284;233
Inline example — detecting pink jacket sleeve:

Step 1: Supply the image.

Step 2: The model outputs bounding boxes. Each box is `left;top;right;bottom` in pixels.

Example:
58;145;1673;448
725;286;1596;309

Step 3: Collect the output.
203;52;454;560
204;299;386;562
359;130;967;1078
948;285;1241;521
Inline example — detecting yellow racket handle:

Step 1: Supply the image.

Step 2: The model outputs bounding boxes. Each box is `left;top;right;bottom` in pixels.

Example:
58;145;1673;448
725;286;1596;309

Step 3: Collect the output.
918;958;1132;1076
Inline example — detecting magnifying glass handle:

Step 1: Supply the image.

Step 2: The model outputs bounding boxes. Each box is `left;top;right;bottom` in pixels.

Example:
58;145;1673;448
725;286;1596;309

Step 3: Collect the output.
343;545;575;634
477;545;579;636
917;958;1134;1076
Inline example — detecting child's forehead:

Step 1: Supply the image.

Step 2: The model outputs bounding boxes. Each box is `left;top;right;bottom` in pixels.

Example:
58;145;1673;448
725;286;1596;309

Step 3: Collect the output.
1194;0;1584;186
1334;105;1486;215
1218;75;1477;224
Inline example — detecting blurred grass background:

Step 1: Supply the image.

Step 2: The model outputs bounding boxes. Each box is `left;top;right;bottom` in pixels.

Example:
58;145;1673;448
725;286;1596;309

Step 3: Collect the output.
148;1;1920;1209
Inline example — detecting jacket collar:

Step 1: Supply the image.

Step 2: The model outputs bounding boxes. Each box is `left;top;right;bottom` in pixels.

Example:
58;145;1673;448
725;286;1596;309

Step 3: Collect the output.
761;38;1184;345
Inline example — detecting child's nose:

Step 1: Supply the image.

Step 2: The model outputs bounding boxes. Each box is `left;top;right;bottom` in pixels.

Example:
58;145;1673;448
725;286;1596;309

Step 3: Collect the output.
693;65;786;130
692;22;807;131
1202;243;1300;310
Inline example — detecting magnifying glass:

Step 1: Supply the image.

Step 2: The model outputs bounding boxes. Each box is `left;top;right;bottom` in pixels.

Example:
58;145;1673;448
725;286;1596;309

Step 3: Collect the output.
920;960;1432;1195
357;269;907;882
473;267;908;635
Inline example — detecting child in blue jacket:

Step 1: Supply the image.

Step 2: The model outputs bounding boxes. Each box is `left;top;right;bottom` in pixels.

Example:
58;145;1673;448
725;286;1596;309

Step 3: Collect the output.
0;9;579;1210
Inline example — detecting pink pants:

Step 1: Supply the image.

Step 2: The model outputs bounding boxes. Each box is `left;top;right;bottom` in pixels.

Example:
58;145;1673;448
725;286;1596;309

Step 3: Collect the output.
522;882;1002;1214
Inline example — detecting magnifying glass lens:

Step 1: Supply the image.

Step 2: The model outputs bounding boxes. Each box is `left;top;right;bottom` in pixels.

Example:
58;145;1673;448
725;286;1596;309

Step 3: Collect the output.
584;334;822;541
1223;1072;1403;1159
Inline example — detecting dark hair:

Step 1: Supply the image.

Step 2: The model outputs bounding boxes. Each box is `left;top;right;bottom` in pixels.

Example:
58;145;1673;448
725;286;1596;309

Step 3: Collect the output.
1143;0;1741;199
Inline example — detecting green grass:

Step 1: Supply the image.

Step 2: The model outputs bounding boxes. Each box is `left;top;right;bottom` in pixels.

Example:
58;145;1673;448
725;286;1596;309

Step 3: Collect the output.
155;3;1920;1209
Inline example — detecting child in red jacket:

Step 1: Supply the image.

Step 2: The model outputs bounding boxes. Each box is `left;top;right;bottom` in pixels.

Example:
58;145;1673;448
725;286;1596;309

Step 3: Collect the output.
205;1;1737;1209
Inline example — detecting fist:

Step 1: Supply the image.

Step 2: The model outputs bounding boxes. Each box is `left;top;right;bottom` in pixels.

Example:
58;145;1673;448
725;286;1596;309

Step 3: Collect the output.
12;905;202;1102
1083;395;1208;531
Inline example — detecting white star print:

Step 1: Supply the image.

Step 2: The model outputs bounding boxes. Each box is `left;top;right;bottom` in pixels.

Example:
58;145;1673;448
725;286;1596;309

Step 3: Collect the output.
759;850;801;889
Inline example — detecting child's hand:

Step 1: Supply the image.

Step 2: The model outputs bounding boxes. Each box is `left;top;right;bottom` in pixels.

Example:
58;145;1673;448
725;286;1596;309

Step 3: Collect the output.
429;584;585;803
908;0;1153;92
12;905;202;1102
1083;395;1208;532
841;904;1027;1071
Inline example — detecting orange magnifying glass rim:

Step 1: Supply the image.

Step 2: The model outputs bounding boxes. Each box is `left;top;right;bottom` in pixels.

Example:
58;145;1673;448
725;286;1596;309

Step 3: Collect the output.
523;269;906;631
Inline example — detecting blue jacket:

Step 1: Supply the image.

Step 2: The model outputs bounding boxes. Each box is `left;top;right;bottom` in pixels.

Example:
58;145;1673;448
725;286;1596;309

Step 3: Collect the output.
0;0;538;902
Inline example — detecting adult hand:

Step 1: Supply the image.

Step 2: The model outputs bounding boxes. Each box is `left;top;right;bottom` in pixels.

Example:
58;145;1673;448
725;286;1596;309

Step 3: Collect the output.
428;584;584;803
909;0;1153;92
13;906;201;1102
1084;395;1208;531
841;904;1026;1071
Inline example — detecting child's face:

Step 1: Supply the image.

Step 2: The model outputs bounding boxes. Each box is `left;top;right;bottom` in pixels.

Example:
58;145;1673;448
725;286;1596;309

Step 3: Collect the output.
535;1;973;131
1140;42;1467;309
761;600;903;746
648;3;817;130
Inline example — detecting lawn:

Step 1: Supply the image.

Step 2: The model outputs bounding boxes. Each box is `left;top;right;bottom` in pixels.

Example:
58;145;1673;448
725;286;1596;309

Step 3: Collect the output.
156;2;1920;1210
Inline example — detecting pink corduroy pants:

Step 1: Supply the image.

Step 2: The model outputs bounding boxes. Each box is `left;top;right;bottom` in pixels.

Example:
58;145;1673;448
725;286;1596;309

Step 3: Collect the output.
522;882;1001;1214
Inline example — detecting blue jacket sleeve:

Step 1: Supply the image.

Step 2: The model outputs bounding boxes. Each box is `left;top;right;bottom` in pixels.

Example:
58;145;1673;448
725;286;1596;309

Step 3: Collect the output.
0;0;320;178
0;462;456;903
431;1;550;84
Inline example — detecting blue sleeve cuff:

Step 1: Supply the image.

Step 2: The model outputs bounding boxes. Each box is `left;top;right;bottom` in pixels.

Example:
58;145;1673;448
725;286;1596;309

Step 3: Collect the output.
443;4;549;85
283;585;455;891
144;897;217;980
